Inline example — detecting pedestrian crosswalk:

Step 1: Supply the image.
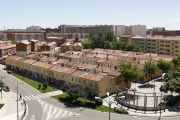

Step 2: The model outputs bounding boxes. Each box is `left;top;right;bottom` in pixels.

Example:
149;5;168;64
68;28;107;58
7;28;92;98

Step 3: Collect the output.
38;100;80;120
22;94;50;101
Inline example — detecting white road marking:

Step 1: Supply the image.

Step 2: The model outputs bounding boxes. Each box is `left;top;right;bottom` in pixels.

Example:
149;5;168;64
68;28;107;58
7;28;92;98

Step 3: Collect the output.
47;106;52;120
39;94;44;98
22;97;27;101
34;95;40;99
31;95;38;100
69;112;72;116
44;104;47;113
25;96;31;100
47;107;57;120
62;111;67;116
55;109;62;118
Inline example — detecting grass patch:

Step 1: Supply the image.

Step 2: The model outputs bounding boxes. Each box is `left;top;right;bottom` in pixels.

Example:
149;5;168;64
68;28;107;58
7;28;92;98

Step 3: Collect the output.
0;104;4;109
11;73;58;93
53;93;125;113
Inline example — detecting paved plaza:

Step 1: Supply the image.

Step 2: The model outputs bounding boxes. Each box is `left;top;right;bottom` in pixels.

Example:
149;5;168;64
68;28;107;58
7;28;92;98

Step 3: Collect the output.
102;77;180;117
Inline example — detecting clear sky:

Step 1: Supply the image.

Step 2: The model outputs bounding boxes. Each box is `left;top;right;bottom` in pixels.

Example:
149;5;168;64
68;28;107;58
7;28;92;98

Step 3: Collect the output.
0;0;180;30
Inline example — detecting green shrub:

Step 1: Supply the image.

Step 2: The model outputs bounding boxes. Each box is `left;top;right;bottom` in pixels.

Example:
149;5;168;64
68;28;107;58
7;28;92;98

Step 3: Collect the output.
38;83;41;89
114;107;128;114
43;82;48;91
167;96;180;106
95;99;103;105
7;70;12;74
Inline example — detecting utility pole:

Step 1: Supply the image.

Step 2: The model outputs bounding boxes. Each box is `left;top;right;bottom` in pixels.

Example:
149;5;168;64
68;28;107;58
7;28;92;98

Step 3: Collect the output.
1;75;6;99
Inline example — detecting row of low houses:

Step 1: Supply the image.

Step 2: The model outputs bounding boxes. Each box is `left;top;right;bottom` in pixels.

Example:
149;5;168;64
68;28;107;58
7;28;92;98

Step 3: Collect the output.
6;55;130;97
42;49;175;81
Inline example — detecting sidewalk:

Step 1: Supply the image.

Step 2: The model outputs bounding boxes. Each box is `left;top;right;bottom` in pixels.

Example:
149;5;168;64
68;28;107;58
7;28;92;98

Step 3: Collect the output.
44;90;64;97
0;89;24;120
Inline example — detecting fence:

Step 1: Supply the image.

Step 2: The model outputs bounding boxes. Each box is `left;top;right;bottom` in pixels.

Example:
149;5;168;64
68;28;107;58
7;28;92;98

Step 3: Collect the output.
116;85;167;111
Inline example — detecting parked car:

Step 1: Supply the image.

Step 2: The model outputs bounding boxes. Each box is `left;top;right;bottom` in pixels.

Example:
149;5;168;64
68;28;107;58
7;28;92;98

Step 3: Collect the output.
3;86;10;92
0;81;5;87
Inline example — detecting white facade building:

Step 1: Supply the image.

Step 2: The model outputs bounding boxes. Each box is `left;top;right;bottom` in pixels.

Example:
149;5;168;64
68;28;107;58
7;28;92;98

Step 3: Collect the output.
26;26;41;30
132;25;146;36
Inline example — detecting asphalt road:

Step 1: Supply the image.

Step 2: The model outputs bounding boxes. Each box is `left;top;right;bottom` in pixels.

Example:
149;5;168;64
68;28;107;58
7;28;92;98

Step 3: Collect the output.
1;66;180;120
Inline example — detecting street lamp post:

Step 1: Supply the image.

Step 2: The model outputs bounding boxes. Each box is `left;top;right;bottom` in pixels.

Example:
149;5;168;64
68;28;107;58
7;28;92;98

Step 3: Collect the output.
1;75;6;99
95;92;114;120
16;83;23;120
154;73;156;93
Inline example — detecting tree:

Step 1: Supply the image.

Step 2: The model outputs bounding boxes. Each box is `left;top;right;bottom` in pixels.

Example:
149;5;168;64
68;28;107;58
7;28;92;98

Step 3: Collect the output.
157;58;173;72
117;60;144;88
43;82;48;92
74;37;80;43
172;53;180;68
83;40;92;49
38;83;41;89
143;58;157;81
125;44;142;52
87;86;99;100
104;41;111;49
67;84;85;101
160;69;180;95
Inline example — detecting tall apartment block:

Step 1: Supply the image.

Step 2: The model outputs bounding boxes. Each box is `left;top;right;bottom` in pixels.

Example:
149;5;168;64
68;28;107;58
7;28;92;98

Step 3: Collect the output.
57;24;127;37
0;32;7;40
45;33;89;39
4;29;45;41
125;25;146;36
132;35;180;56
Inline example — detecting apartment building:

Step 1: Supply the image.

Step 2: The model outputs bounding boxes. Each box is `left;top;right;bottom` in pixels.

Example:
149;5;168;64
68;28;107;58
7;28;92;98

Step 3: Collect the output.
26;26;41;30
58;24;122;36
0;32;7;40
119;35;133;44
4;29;45;41
0;44;16;57
16;40;31;57
46;37;66;47
45;33;89;39
125;25;146;36
132;35;180;56
29;39;38;52
37;42;57;52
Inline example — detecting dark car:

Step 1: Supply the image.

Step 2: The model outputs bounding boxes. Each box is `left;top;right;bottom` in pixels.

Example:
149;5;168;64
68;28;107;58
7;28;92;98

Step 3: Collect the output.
0;81;5;87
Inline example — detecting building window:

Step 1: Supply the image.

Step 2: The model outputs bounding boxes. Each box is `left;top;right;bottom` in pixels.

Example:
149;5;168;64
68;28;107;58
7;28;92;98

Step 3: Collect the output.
52;72;53;75
90;82;92;86
57;73;58;77
109;80;112;84
66;75;68;80
83;80;85;84
79;79;81;83
106;89;108;92
109;88;111;91
76;78;78;82
72;77;74;81
95;83;98;87
62;75;64;78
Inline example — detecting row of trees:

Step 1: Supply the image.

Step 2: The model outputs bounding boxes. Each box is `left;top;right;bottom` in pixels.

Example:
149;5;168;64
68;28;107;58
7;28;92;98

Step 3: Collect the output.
117;58;174;89
83;30;142;52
